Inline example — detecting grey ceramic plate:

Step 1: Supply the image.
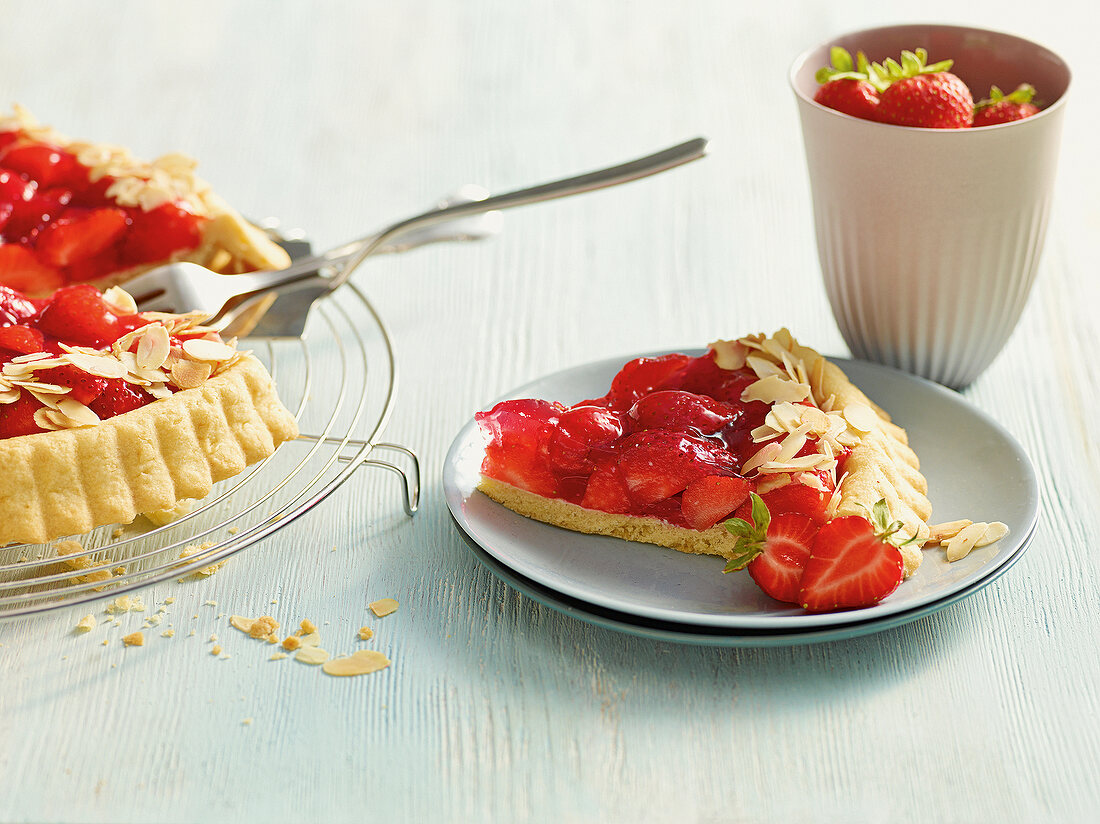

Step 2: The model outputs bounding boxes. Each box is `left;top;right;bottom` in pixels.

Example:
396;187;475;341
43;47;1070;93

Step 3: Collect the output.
443;352;1039;633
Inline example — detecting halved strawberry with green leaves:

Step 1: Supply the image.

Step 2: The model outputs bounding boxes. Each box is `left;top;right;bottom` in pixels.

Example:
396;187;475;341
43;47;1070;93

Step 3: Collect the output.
721;493;819;604
797;499;911;612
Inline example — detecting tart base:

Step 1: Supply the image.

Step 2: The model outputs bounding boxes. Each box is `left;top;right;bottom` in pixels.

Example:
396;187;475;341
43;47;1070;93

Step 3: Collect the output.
0;355;298;546
478;475;743;560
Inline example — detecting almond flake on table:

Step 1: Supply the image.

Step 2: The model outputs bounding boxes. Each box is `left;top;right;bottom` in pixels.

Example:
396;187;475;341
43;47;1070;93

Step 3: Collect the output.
369;598;399;617
322;649;391;677
295;646;330;665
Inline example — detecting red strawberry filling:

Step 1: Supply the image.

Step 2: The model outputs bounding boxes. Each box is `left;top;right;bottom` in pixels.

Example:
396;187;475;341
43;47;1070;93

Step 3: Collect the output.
0;283;239;441
477;349;850;532
0;284;160;438
0;127;206;294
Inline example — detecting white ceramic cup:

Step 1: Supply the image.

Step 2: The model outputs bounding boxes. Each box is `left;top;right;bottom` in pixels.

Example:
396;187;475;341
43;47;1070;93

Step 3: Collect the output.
790;24;1071;388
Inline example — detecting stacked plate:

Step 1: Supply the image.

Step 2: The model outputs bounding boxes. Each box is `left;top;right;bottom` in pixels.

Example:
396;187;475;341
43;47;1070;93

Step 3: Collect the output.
444;354;1039;646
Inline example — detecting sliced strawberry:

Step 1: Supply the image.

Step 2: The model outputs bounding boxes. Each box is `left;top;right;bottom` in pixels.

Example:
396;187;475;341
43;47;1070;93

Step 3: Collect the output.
477;398;563;497
594;353;692;410
0;323;45;355
0;284;40;324
761;479;832;524
88;379;153;418
548;405;625;474
628;390;738;435
721;494;819;604
117;202;204;266
0;245;64;294
681;474;752;530
616;430;737;505
748;513;818;604
0;392;46;438
36;364;108;405
0;169;37;214
0;144;82;188
580;462;632;513
34;207;128;268
798;502;908;612
5;187;73;242
35;283;122;347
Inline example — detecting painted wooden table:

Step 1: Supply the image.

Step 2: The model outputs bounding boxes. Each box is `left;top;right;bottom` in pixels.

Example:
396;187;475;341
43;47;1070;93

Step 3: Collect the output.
1;2;1097;822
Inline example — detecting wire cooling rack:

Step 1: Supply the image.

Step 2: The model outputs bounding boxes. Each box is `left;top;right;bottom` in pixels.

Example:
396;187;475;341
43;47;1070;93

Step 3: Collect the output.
0;280;419;620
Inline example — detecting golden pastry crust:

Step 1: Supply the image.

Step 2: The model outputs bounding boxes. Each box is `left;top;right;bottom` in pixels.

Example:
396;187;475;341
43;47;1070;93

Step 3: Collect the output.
0;355;298;546
478;330;933;577
0;105;291;295
479;475;744;559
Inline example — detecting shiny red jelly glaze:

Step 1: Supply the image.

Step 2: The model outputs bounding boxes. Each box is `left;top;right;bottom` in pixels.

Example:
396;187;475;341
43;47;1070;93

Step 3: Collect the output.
477;350;816;529
0;128;208;292
0;283;157;438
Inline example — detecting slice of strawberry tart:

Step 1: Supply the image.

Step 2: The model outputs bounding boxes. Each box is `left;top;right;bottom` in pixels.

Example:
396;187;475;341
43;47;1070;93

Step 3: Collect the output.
476;330;936;612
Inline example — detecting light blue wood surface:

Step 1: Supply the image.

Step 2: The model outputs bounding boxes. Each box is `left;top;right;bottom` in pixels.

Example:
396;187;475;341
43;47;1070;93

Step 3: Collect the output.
1;2;1097;822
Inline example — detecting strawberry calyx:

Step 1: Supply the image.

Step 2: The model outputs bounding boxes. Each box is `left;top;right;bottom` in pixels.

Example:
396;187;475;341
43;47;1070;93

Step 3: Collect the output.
975;83;1036;112
814;46;874;85
867;48;953;92
863;497;917;548
720;492;772;572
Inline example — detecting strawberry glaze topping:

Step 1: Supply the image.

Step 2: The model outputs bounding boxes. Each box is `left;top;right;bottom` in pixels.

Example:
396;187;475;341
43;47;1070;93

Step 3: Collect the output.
0;284;238;439
477;340;853;532
0;125;205;294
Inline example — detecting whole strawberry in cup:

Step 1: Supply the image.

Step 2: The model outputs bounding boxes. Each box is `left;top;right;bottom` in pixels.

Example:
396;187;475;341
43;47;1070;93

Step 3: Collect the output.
973;84;1040;125
872;49;974;128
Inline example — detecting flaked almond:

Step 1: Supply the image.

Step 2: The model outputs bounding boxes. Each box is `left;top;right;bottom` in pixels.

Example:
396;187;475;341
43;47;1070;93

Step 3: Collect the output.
926;519;973;545
33;408;64;431
295;646;330;665
170;359;213;389
741;374;810;405
754;473;792;495
707;339;747;371
975;521;1009;547
61;350;127;379
842;402;879;433
798;471;828;492
741;441;782;477
322;650;391;677
102;286;138;314
56;398;101;427
745;354;784;380
775;424;812;462
182;338;236;363
945;522;988;562
136;324;171;370
369;598;399;618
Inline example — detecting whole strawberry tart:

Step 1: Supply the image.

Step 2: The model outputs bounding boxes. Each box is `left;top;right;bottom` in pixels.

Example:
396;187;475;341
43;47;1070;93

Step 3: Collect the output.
476;330;937;612
0;282;298;546
0;105;290;297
